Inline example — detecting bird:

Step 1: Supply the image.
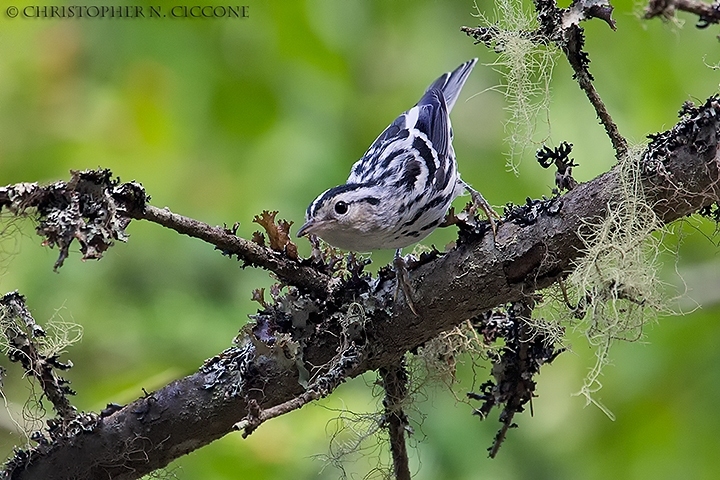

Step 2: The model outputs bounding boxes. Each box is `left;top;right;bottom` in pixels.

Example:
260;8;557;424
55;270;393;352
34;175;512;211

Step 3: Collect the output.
297;59;498;313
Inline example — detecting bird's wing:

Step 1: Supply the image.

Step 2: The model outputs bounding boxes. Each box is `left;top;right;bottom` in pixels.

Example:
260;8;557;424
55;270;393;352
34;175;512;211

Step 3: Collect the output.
347;59;477;186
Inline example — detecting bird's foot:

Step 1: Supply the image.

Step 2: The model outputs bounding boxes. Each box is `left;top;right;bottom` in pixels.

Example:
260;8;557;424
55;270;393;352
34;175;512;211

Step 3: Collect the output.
393;251;419;316
466;185;500;239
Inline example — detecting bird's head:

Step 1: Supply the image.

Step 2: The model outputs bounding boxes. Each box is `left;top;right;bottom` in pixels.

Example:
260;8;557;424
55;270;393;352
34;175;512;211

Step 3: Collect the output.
297;183;394;252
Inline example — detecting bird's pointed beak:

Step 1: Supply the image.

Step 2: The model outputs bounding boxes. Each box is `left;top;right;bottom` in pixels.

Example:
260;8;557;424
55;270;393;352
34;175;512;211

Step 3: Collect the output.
296;219;315;238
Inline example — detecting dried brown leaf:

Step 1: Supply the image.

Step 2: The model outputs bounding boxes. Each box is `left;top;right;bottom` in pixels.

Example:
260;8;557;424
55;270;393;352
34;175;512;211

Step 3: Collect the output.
252;210;298;259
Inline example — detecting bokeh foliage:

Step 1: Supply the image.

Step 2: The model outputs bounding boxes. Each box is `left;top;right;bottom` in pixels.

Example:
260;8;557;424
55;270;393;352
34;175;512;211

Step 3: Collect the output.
0;0;719;478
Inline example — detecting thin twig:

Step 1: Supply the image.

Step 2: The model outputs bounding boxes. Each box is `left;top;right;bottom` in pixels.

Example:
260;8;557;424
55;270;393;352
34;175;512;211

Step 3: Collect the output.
234;392;323;438
488;303;533;458
535;0;629;160
137;205;330;296
379;360;411;480
235;344;363;438
466;301;557;458
645;0;720;26
561;25;628;160
463;0;630;160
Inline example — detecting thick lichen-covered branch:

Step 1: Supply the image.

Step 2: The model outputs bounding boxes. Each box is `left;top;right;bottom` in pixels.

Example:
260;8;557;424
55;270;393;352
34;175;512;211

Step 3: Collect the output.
2;96;719;480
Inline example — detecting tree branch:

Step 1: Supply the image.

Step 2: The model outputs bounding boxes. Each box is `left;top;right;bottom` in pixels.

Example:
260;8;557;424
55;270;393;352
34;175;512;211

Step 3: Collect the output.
380;360;411;480
464;0;629;160
0;292;77;424
134;205;330;296
644;0;720;27
0;175;330;297
2;95;719;480
536;0;629;158
560;27;629;160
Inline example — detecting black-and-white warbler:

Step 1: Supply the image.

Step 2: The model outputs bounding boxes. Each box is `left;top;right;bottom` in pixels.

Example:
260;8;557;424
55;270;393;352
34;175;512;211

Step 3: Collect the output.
298;59;496;249
298;59;498;311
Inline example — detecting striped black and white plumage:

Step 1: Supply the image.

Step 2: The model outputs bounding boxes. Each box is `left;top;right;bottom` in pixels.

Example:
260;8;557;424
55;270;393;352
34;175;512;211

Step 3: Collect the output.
298;59;494;252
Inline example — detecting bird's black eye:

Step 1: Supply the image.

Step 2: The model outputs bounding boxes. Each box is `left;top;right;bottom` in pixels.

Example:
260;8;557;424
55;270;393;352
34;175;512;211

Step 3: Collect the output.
334;201;348;215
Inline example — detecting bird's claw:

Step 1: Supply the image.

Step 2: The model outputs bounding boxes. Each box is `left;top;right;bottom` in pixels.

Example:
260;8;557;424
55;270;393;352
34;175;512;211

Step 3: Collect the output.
467;186;500;239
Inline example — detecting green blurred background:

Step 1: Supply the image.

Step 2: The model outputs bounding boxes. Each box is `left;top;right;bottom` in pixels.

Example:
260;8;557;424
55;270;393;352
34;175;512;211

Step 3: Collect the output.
1;0;720;478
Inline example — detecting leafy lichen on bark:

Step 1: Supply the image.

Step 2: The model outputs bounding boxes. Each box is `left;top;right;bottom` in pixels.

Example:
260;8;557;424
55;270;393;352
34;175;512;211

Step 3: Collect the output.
0;169;145;271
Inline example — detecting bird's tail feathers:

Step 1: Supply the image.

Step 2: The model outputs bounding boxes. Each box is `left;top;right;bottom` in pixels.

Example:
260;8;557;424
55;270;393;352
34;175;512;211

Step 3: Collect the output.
424;58;478;112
